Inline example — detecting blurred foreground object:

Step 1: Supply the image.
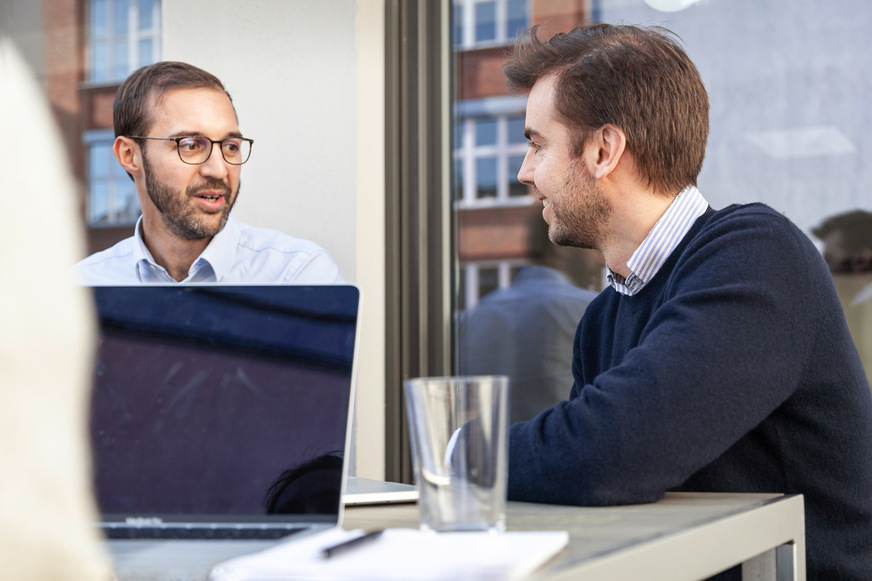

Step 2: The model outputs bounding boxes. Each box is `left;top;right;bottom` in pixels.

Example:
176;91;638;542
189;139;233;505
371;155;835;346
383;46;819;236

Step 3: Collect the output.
0;36;113;580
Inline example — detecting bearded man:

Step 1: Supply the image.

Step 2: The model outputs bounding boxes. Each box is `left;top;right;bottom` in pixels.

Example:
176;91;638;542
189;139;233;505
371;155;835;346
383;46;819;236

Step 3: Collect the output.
76;61;342;284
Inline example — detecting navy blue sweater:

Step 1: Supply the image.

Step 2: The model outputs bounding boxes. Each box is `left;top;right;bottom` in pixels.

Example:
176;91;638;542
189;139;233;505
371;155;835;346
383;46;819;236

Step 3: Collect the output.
508;204;872;579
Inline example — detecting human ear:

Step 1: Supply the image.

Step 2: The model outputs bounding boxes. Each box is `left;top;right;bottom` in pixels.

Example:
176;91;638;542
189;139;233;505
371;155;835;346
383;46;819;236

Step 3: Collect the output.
591;124;626;180
113;136;142;178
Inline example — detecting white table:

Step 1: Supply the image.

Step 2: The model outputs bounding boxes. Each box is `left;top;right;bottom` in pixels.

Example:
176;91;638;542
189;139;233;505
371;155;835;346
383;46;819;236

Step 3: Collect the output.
343;492;805;580
108;491;805;580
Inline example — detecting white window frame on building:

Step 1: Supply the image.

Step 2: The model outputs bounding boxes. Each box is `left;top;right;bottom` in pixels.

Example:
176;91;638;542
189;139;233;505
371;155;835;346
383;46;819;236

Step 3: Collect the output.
452;0;529;50
453;96;530;209
84;130;140;226
460;259;528;310
88;0;161;84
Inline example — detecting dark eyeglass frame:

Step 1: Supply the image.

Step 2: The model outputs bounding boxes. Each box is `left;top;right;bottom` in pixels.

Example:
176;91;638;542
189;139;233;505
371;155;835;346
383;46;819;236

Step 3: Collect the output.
128;135;254;165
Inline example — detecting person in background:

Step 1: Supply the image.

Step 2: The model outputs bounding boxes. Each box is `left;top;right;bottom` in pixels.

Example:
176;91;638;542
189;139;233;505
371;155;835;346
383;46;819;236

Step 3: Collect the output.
503;22;872;580
458;207;599;423
75;61;342;284
0;35;113;581
813;209;872;386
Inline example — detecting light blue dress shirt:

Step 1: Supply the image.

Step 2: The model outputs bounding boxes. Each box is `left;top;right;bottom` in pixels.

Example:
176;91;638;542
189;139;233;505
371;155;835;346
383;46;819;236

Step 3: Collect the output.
608;185;709;296
75;217;344;284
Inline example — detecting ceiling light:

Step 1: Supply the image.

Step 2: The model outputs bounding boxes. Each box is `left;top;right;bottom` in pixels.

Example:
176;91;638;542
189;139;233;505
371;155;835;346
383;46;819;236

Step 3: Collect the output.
643;0;700;12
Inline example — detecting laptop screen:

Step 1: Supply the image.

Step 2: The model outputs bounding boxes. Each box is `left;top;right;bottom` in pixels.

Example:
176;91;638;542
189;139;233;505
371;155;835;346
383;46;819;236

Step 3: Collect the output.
89;285;360;529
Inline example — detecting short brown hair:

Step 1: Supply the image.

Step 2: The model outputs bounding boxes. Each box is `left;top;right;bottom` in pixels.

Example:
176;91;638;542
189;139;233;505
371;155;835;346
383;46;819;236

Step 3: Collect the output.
813;210;872;254
113;61;235;138
504;23;709;196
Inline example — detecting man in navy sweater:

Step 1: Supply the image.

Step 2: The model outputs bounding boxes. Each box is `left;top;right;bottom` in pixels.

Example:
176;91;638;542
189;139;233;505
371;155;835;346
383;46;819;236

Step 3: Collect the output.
504;22;872;579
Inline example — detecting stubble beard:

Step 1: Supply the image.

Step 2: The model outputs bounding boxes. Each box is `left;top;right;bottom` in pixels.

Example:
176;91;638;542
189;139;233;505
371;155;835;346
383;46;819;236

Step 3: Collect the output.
142;153;238;241
547;164;611;250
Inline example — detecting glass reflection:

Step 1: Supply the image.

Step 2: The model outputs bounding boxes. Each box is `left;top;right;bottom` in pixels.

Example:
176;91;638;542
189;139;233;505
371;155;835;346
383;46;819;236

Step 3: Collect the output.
453;0;872;391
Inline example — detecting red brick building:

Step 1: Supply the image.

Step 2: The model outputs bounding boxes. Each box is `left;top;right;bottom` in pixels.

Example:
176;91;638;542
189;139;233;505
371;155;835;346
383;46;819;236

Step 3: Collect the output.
42;0;160;256
453;0;598;308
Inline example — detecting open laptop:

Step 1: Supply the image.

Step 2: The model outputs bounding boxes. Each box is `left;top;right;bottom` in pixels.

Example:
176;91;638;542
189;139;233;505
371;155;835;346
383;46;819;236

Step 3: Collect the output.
88;284;360;541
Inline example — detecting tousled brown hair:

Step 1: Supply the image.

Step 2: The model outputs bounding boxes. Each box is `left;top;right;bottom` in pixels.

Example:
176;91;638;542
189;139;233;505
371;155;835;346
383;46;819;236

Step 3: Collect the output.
504;23;709;196
113;61;235;138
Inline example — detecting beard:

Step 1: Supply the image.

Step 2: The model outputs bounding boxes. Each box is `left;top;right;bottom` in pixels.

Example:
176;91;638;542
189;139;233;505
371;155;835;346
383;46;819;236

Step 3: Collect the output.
545;163;612;250
142;153;238;240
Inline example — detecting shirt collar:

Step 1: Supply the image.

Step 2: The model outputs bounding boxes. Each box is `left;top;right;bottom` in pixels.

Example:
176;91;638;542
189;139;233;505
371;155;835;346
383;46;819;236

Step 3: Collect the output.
132;216;241;283
190;217;241;282
132;217;167;281
607;185;709;296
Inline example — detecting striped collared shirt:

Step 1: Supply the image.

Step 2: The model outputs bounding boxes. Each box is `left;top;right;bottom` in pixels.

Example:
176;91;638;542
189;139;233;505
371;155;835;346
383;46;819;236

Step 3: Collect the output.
607;185;709;296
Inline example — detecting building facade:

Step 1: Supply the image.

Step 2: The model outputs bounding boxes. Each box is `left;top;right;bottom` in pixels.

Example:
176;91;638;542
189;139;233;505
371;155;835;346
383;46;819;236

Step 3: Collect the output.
43;0;160;256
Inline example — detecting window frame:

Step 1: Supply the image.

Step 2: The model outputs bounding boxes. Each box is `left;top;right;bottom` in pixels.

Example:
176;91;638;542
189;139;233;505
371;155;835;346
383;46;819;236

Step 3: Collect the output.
453;0;528;50
453;96;529;208
83;129;140;227
461;259;528;310
87;0;161;85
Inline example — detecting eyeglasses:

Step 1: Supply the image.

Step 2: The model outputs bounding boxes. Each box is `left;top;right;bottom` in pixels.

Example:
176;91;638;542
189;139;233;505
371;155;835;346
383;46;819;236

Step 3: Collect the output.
129;135;254;165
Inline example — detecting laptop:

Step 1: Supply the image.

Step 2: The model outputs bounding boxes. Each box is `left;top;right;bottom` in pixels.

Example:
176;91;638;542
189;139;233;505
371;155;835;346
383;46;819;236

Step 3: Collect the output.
88;284;360;542
343;476;418;506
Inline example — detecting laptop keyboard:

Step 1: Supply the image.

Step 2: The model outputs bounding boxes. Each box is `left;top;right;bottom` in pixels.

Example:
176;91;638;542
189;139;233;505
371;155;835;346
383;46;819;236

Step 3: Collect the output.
103;525;307;540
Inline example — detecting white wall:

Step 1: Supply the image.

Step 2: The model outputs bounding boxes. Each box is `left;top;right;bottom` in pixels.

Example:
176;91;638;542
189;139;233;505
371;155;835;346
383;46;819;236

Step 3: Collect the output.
352;1;387;481
163;0;357;281
163;0;386;480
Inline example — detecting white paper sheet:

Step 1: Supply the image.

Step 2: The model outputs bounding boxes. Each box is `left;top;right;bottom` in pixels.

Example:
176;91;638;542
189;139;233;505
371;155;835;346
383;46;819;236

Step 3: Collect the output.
209;527;569;581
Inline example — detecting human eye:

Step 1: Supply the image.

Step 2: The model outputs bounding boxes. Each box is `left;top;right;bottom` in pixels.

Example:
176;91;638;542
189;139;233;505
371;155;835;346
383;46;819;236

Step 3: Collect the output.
222;138;241;155
177;137;206;153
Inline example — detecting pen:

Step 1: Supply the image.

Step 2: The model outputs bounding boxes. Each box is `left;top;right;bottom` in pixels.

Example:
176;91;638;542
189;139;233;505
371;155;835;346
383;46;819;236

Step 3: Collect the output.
321;529;385;559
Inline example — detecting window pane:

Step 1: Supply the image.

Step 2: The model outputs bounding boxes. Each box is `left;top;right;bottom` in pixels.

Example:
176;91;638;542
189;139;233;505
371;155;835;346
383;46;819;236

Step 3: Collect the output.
506;0;527;40
114;0;130;34
90;143;111;177
453;121;464;151
508;155;527;197
91;0;108;38
476;157;497;199
475;1;496;43
457;266;468;311
138;38;153;68
91;42;108;82
90;182;110;224
115;180;141;223
452;3;463;48
112;40;128;80
452;157;464;203
477;266;499;299
507;117;526;145
139;0;155;29
475;118;497;147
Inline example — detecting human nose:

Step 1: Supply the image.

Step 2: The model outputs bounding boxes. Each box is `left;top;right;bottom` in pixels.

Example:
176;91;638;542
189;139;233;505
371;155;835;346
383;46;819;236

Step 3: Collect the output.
199;142;229;179
517;149;535;186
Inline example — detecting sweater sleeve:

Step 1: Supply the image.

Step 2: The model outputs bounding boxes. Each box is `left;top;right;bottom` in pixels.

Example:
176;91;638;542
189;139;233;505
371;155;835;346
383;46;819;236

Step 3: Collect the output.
507;205;840;506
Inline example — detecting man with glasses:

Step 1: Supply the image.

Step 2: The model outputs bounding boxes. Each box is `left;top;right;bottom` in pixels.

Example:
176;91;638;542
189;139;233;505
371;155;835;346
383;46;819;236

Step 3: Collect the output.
75;61;342;284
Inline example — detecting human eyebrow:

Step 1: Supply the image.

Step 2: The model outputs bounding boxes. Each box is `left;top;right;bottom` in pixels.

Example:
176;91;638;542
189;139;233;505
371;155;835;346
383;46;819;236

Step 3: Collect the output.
524;127;546;143
168;131;244;140
524;128;545;149
166;131;201;139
